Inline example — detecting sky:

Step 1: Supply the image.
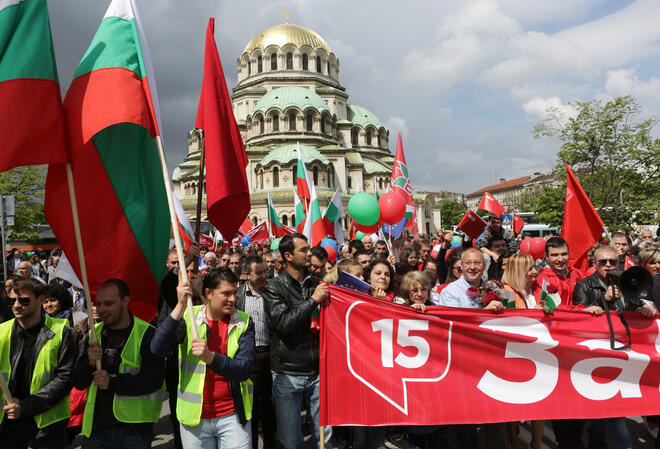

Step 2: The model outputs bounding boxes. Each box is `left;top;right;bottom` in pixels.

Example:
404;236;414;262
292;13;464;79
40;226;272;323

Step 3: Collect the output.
48;0;660;194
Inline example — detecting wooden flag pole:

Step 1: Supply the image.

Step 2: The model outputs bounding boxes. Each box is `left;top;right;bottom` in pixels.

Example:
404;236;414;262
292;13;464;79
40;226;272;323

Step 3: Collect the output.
194;129;206;242
320;427;325;449
0;371;12;403
155;136;199;339
65;163;101;371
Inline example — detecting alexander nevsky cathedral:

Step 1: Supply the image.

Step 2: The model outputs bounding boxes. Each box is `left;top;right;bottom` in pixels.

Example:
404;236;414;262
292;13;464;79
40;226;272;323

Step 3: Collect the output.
172;17;442;235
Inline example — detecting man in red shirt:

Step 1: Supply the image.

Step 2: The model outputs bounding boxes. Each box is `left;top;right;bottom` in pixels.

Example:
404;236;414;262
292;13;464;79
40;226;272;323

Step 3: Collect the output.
533;237;585;307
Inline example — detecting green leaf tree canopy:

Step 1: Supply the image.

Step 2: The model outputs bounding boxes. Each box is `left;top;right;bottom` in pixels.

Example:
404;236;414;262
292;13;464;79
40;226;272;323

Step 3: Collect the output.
0;166;47;242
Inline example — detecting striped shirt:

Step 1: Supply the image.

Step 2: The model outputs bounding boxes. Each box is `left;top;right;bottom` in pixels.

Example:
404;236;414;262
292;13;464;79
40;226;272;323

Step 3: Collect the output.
244;286;269;347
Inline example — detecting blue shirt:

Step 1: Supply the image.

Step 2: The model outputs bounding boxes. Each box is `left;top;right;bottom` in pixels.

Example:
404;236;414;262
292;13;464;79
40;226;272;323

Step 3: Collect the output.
434;276;482;309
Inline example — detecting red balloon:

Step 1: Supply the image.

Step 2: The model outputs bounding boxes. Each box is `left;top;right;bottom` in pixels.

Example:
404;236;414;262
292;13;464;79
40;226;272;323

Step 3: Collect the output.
323;246;337;264
520;237;546;260
378;192;406;225
354;222;378;234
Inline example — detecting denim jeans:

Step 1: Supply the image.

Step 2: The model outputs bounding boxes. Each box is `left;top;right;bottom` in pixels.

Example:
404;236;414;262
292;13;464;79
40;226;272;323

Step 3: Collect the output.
272;372;332;449
589;417;635;449
179;413;251;449
81;424;153;449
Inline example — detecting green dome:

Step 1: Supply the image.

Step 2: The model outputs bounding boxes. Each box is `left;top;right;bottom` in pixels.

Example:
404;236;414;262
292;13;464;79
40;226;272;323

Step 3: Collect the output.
259;143;329;167
252;87;330;115
348;104;383;129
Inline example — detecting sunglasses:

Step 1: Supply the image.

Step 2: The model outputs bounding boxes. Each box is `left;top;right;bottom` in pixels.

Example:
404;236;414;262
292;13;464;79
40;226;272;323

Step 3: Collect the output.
596;258;617;267
9;296;32;306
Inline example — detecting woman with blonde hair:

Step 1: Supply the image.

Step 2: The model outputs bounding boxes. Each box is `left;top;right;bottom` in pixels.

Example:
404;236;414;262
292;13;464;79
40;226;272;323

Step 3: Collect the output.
501;252;543;449
501;253;541;309
323;258;364;284
638;243;660;277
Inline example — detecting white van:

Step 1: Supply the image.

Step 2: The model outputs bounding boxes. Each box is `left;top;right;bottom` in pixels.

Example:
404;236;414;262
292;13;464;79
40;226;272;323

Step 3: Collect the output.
519;224;559;238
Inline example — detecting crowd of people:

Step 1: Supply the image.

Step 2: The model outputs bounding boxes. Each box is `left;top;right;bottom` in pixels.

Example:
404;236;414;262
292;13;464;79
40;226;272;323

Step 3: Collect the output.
1;220;660;449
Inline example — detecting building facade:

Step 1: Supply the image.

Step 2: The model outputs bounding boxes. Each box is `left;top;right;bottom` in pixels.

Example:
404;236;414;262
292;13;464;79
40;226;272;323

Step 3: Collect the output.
465;172;561;211
172;19;440;236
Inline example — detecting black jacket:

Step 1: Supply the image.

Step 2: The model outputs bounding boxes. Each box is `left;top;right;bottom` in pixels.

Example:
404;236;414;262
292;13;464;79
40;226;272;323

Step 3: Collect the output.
262;269;320;375
6;314;75;419
573;273;641;312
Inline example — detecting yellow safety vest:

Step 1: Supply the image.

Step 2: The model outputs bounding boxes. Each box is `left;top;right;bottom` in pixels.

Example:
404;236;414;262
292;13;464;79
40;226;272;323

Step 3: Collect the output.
176;306;253;427
82;316;165;437
0;316;71;428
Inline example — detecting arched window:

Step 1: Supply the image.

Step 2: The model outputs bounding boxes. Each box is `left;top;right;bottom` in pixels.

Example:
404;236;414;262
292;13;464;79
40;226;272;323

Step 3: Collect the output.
313;166;318;185
257;56;262;73
252;216;258;225
259;118;264;134
306;114;313;132
273;167;279;187
292;167;297;185
302;54;308;71
203;181;206;194
316;56;321;73
286;53;293;70
320;118;325;134
272;114;279;132
366;130;372;145
327;166;333;187
259;170;264;190
351;128;359;146
247;59;251;76
270;53;277;70
377;133;381;147
347;176;352;189
379;178;383;189
282;215;288;226
289;112;296;131
327;62;330;75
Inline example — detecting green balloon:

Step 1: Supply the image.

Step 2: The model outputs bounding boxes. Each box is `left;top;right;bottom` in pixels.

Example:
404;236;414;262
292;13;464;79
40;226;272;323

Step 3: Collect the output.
355;231;365;240
270;237;282;250
348;192;380;226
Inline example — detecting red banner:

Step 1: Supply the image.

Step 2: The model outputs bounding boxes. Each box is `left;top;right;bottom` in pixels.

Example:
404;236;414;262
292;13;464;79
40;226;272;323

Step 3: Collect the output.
320;286;660;426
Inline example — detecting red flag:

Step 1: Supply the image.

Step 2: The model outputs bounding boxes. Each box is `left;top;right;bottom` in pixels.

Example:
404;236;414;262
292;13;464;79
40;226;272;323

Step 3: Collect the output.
561;164;605;272
247;222;269;242
477;192;505;218
196;18;250;240
199;234;215;248
513;214;526;234
624;256;637;270
457;210;487;240
237;218;254;238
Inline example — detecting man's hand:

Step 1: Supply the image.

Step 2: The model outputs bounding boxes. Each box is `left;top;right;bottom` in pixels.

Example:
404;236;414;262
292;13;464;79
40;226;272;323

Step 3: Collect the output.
484;300;504;312
312;282;329;304
92;370;110;390
177;279;193;306
605;285;620;302
640;303;657;318
88;342;102;367
191;338;214;364
584;305;603;316
386;254;396;266
3;399;20;419
442;232;453;248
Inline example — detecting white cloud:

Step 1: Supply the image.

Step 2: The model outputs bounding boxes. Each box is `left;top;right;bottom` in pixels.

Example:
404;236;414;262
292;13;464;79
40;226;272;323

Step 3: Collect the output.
522;96;574;121
605;67;660;103
384;116;409;139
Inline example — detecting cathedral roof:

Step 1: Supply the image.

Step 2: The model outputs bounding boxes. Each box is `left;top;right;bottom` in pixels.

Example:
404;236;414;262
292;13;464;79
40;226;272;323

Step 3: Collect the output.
363;158;392;174
347;104;383;129
259;143;329;167
251;86;331;115
243;23;333;55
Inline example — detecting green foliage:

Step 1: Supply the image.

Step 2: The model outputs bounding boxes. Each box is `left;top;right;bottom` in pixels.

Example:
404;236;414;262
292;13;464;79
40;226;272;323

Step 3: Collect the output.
0;166;47;242
516;186;565;228
533;95;660;227
439;197;467;228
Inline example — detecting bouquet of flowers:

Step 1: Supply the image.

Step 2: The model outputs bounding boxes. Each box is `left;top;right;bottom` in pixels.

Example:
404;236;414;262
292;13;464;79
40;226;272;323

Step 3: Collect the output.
467;280;514;308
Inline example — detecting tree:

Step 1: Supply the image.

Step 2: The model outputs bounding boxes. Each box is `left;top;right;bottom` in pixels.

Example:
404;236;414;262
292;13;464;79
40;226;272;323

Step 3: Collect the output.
439;197;467;228
516;186;565;228
533;95;660;227
0;166;47;242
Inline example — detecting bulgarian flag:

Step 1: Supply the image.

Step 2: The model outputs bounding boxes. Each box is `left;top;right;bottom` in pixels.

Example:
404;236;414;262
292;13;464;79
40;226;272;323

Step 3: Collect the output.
390;133;416;233
302;166;326;247
0;0;68;171
540;279;561;314
323;188;345;246
173;192;194;251
44;0;169;320
296;142;311;212
294;192;306;233
268;192;291;238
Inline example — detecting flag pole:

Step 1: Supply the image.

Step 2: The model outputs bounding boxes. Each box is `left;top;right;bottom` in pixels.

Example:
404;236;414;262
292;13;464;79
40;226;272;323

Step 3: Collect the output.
155;135;199;339
266;193;272;238
65;164;101;371
194;129;206;242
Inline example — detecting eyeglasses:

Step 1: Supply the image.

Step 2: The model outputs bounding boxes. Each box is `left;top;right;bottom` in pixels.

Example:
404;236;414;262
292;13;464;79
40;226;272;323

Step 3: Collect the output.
596;258;617;267
9;296;32;306
409;288;428;294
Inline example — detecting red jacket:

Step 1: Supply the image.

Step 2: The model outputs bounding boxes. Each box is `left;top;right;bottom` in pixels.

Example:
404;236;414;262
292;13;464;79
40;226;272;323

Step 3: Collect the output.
533;266;585;309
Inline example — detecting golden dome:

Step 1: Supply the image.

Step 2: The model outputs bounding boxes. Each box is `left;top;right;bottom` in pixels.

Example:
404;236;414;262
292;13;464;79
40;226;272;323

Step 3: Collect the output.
243;23;332;55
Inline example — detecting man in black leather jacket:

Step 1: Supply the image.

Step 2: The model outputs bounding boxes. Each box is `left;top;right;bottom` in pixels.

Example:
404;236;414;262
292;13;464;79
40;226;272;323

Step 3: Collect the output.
0;278;75;449
573;245;656;316
262;233;331;449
